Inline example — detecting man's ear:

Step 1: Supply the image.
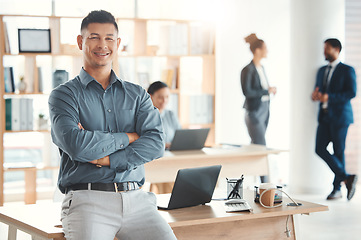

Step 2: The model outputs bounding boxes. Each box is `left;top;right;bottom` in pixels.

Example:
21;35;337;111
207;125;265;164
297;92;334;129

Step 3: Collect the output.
117;37;121;49
77;35;83;50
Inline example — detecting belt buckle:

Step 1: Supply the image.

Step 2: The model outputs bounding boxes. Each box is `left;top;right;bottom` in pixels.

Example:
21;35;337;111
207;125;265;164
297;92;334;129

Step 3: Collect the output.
114;182;131;193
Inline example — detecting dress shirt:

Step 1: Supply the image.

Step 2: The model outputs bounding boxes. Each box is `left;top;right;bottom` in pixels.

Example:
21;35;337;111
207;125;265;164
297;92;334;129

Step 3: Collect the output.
160;109;181;144
255;65;270;102
49;68;164;193
323;58;341;109
325;58;341;87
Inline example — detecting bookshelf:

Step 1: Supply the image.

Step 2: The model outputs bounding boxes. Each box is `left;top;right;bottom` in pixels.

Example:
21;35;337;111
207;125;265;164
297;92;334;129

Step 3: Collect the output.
0;14;215;205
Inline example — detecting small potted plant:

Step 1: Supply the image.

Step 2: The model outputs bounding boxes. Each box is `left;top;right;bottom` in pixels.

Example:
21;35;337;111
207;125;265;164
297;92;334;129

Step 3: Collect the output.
38;113;48;130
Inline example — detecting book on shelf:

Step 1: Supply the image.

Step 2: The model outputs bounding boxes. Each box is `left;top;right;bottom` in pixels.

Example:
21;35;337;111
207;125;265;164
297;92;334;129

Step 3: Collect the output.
4;67;15;93
5;98;33;131
167;93;179;119
137;72;150;89
26;98;34;130
5;99;12;130
11;98;21;131
159;23;188;55
37;67;43;93
20;98;27;130
161;68;177;89
3;21;10;54
190;24;215;55
189;94;214;124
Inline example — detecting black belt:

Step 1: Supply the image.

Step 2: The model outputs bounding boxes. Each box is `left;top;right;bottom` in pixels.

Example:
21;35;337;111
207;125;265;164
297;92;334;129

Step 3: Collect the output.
65;182;139;193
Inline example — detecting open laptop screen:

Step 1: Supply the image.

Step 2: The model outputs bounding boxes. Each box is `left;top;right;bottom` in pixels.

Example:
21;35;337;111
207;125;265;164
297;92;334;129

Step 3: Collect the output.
157;165;222;210
169;128;210;151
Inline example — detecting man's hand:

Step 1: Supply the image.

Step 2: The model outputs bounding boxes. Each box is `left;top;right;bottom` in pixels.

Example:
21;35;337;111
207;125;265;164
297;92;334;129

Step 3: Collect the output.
126;132;140;144
78;122;85;130
89;156;110;166
320;93;329;103
312;87;321;101
78;122;138;166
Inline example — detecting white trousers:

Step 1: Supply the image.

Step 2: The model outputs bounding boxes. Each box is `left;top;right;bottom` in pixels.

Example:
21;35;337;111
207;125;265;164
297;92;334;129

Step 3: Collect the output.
61;189;177;240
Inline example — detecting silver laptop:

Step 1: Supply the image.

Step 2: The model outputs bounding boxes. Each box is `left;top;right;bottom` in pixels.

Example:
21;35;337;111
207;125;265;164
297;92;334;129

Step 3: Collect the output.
169;128;210;151
157;165;222;210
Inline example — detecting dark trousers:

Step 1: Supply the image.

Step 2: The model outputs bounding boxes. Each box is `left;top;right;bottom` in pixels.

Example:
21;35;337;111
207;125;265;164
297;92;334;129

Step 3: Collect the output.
315;122;349;191
245;101;270;146
245;101;270;183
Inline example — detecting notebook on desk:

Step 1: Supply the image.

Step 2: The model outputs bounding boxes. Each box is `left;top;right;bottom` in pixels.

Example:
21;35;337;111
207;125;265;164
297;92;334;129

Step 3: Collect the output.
157;165;222;210
169;128;210;151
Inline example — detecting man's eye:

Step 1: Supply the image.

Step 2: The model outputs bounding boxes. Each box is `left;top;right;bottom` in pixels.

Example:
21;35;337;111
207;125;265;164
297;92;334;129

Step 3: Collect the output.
106;38;114;41
89;37;99;40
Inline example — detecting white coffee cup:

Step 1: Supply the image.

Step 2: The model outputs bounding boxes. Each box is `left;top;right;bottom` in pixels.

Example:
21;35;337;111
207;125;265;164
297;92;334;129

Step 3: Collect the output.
259;183;277;207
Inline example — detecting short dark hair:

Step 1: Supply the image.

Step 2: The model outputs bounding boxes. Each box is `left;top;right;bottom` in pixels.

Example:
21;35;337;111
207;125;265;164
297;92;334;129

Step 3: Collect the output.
324;38;342;52
81;10;118;34
147;81;168;95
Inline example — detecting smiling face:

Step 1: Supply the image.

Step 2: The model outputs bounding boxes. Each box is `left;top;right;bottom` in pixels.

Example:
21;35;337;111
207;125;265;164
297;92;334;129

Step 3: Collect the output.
77;23;120;71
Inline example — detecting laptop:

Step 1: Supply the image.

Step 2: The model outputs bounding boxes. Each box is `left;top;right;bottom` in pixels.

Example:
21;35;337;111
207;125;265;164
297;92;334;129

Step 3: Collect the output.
169;128;210;151
157;165;222;210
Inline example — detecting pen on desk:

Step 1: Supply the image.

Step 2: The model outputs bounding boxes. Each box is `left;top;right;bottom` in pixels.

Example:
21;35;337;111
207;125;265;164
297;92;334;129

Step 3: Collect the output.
239;174;244;184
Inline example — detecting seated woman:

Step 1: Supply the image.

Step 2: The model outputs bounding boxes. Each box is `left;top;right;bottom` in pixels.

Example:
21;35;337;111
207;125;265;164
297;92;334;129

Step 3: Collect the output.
148;81;181;149
148;81;181;193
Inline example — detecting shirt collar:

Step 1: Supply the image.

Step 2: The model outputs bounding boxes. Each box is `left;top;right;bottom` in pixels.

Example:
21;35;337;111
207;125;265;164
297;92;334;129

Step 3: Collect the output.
329;58;340;69
79;68;123;88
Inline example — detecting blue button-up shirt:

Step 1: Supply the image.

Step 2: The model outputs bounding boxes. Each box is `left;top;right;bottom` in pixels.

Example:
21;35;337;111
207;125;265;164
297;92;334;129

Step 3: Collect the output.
49;68;164;193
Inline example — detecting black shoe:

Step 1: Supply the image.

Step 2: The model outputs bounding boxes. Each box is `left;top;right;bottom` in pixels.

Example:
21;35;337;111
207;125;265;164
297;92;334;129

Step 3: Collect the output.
345;175;358;201
326;190;342;200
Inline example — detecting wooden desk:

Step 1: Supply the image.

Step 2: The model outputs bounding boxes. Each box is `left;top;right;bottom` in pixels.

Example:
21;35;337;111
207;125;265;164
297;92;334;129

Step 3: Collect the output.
145;144;286;183
159;192;328;239
0;191;327;240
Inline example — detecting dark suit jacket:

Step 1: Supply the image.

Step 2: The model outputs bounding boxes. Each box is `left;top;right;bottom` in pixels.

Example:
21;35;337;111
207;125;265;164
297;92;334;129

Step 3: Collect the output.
241;61;269;111
315;62;357;125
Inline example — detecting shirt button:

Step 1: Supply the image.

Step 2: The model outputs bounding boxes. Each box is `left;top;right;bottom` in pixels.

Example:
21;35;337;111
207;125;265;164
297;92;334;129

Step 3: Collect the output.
120;144;124;148
108;109;111;113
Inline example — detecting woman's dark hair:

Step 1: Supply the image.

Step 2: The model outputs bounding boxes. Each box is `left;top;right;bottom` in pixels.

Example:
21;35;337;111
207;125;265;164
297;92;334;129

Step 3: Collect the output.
245;33;264;54
81;10;118;33
324;38;342;52
147;81;168;95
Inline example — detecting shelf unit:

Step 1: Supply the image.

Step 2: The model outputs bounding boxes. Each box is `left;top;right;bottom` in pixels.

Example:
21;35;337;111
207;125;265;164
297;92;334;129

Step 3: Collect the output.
0;14;215;206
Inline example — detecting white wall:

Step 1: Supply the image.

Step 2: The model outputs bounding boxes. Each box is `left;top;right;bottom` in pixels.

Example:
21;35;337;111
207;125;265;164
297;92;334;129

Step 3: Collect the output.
290;0;345;194
215;0;291;150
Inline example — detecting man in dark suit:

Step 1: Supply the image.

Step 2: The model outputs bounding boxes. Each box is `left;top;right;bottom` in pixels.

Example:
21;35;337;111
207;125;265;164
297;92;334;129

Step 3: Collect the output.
312;38;358;200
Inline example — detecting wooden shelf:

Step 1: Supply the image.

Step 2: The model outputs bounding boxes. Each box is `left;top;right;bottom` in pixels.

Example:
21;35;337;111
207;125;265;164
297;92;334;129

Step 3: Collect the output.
4;130;50;133
1;14;209;23
0;13;216;206
3;92;50;96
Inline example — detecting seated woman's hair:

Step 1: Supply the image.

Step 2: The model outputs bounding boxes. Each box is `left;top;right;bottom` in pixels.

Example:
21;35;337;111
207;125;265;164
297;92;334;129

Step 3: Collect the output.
147;81;168;95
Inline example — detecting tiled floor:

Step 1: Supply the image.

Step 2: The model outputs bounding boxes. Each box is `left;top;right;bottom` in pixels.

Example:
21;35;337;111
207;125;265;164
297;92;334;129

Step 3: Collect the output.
0;184;360;239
